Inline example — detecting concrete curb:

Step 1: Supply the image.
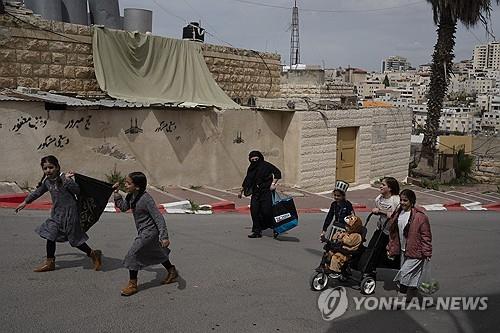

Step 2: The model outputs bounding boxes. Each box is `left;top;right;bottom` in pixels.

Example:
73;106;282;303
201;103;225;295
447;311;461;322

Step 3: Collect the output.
0;193;28;203
483;202;500;212
0;201;52;210
1;194;499;213
210;201;236;212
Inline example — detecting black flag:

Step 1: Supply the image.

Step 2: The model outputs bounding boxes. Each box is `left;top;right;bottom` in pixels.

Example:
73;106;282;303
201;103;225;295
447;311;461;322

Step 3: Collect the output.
74;173;114;232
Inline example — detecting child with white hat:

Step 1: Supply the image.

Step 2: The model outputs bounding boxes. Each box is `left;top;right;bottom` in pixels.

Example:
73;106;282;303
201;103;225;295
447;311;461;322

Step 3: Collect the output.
320;180;354;241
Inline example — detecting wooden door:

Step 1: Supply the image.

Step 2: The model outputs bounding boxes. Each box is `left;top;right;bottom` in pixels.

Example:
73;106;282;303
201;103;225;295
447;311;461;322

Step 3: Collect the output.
336;127;357;183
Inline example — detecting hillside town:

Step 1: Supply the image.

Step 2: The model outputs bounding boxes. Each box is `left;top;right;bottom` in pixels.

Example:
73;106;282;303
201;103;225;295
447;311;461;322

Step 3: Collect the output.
0;1;499;332
285;44;500;137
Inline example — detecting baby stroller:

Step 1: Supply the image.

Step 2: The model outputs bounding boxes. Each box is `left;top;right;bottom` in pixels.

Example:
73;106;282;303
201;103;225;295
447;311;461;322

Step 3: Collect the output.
309;213;399;295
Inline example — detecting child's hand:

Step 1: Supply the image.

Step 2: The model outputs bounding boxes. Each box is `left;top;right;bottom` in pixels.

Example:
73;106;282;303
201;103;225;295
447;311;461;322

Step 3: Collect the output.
112;182;120;193
160;239;170;248
65;171;75;178
15;202;27;213
372;208;380;214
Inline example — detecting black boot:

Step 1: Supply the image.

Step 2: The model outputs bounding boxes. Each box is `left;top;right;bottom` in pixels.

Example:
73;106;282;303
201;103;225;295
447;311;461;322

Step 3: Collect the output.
248;232;262;238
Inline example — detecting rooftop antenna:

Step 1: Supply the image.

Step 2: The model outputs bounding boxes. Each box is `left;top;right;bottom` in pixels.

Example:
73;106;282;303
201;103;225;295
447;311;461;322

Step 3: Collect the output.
289;0;300;68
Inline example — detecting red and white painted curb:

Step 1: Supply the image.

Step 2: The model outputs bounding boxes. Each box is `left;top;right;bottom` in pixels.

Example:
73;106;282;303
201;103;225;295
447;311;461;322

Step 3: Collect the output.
102;200;214;214
320;202;500;212
420;201;500;211
1;194;499;213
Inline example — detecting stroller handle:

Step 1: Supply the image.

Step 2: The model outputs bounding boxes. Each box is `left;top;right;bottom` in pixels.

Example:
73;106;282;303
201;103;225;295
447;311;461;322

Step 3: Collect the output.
364;212;380;227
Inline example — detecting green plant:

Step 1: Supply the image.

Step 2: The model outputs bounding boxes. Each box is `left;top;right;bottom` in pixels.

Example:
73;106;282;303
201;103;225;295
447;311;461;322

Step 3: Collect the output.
105;165;126;192
422;178;440;191
383;74;390;87
445;177;471;186
188;200;211;211
455;148;475;180
189;200;200;211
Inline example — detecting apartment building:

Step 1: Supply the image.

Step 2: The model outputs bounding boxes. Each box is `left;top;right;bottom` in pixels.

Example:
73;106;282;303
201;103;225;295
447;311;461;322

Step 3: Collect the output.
473;42;500;70
382;55;412;72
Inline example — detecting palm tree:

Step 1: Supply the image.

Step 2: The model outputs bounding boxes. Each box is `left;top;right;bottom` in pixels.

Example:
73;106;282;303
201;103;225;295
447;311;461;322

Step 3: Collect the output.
421;0;499;165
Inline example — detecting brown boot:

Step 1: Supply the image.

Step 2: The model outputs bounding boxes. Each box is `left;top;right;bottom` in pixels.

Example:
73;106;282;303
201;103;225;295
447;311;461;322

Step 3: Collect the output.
162;266;178;284
33;257;55;272
89;250;102;271
121;279;138;296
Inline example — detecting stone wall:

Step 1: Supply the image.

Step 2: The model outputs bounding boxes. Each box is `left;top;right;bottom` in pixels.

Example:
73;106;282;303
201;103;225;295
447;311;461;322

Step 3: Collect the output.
0;14;98;94
472;137;500;184
0;101;290;189
294;108;411;191
202;44;281;102
0;97;411;191
280;82;355;100
0;13;281;99
474;158;500;184
370;108;413;182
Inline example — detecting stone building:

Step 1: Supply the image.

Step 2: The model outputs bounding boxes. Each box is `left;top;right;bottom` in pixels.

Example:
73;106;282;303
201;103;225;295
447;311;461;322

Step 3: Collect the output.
0;8;411;192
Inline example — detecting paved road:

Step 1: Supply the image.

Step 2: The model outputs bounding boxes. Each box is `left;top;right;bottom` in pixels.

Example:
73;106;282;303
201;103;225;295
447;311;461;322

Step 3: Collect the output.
0;209;498;332
7;183;500;212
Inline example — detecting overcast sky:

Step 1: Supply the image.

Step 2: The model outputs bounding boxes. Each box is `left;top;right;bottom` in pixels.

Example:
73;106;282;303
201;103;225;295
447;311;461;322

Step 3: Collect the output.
119;0;500;71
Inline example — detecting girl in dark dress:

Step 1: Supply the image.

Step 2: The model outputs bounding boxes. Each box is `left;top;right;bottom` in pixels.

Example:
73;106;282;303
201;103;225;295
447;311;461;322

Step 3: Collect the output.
113;172;178;296
15;155;102;272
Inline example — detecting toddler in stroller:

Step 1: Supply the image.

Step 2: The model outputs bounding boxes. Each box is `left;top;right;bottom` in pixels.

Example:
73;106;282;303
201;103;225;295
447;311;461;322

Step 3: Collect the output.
319;215;363;278
311;213;390;295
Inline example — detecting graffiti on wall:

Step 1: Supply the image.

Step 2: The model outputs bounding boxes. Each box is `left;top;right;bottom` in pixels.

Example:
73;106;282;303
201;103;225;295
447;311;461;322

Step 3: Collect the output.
233;131;244;144
125;118;143;134
155;121;177;133
37;134;70;150
11;116;47;132
65;115;92;130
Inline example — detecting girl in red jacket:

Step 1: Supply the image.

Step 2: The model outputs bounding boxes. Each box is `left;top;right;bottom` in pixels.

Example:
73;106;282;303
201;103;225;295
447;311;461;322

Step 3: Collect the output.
387;189;432;304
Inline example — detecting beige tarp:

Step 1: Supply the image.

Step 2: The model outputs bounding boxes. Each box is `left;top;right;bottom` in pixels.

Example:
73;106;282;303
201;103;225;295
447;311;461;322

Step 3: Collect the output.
92;28;241;109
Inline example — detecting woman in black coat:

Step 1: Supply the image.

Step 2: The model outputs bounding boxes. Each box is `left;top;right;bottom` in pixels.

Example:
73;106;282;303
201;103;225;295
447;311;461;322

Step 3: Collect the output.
239;151;282;238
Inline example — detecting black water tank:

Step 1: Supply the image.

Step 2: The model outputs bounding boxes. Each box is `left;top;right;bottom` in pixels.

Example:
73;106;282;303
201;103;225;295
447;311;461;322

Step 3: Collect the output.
182;22;205;42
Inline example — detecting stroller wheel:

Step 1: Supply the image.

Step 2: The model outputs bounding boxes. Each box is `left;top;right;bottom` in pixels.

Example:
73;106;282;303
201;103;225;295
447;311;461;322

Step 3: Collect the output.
310;271;329;291
360;276;376;295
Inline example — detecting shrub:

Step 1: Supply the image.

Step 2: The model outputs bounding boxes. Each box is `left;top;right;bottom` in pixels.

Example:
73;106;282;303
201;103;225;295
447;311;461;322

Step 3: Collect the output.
455;149;475;180
422;178;440;191
105;165;126;192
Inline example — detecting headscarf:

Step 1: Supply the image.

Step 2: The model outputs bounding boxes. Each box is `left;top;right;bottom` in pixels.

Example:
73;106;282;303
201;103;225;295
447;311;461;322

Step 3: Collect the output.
242;150;265;196
248;150;265;162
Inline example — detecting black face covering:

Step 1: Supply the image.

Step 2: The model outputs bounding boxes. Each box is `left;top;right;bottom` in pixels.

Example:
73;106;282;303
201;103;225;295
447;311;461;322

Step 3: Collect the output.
248;150;265;163
242;150;275;196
